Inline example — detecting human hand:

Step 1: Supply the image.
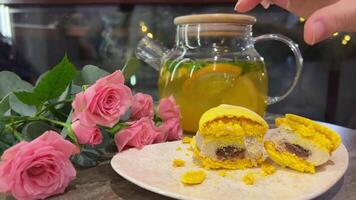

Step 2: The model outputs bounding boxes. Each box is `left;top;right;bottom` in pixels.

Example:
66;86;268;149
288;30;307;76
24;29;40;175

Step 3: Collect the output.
235;0;356;45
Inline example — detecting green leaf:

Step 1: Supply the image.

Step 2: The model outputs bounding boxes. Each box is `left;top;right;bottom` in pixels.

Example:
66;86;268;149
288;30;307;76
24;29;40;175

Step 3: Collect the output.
35;71;48;86
153;112;163;126
59;115;78;145
66;125;78;145
70;84;82;94
0;121;5;134
22;121;55;140
71;151;99;167
0;71;33;99
60;110;73;138
14;55;77;105
47;106;67;122
5;110;13;116
0;116;27;124
0;140;11;155
13;91;37;105
95;128;111;149
0;129;17;152
106;122;127;136
74;65;109;85
9;93;36;116
81;148;101;160
55;84;71;109
0;95;10;117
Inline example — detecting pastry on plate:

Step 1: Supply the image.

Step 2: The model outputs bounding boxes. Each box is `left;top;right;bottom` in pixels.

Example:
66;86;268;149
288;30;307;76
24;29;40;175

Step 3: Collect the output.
192;104;268;169
264;114;341;173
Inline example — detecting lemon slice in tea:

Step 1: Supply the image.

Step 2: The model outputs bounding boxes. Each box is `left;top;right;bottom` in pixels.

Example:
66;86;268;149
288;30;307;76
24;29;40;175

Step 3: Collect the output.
220;74;262;114
183;63;243;97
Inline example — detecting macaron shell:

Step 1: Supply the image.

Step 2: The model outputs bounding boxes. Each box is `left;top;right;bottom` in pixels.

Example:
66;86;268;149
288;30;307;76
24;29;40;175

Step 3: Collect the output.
264;141;316;173
199;104;268;133
276;114;341;153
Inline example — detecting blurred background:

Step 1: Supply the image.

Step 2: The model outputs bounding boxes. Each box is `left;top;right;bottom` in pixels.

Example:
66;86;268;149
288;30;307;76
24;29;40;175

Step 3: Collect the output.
0;0;355;129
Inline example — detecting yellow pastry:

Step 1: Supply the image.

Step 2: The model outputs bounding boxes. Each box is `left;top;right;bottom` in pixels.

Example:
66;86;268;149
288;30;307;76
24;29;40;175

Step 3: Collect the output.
172;159;185;167
264;114;341;173
242;171;256;185
182;136;192;144
260;161;276;176
217;170;227;177
192;104;268;169
181;170;206;185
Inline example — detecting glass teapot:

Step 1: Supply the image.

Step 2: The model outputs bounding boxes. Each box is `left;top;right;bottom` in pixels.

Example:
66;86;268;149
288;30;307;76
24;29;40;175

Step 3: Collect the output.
136;14;303;133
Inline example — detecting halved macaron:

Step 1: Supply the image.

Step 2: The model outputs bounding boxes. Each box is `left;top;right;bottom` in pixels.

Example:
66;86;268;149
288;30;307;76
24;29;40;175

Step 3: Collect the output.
192;104;268;169
264;114;341;173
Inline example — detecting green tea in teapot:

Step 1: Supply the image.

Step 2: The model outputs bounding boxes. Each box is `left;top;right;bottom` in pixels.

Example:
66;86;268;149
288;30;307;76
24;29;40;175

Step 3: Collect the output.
158;60;268;132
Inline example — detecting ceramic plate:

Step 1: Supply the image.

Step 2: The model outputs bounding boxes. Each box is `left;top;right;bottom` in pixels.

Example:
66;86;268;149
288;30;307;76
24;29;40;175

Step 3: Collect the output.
111;140;348;200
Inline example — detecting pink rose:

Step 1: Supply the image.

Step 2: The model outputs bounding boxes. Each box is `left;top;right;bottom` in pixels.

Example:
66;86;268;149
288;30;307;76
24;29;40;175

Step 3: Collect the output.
155;96;182;143
157;96;180;121
156;119;183;142
72;120;103;146
96;70;125;85
72;92;86;114
0;131;79;200
115;117;161;152
131;93;154;120
72;70;133;128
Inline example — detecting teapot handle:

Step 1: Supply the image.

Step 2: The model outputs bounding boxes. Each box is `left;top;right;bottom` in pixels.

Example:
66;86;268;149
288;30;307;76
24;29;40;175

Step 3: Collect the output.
254;34;303;105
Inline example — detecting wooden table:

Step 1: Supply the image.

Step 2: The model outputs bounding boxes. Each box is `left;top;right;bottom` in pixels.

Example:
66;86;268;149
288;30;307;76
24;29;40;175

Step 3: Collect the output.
1;122;355;200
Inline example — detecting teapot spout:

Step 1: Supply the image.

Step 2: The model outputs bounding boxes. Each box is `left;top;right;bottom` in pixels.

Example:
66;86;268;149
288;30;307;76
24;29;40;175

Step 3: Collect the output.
135;36;169;71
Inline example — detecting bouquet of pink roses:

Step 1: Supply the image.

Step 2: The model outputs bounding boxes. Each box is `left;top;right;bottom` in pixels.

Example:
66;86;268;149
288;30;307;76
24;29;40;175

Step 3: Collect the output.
0;55;182;200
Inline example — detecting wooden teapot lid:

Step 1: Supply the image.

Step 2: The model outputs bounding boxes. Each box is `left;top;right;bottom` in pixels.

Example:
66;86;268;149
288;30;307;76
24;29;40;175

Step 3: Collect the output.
174;13;256;25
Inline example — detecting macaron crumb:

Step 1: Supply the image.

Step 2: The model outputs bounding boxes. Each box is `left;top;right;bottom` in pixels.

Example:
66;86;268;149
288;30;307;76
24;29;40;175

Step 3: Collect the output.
176;147;182;151
261;162;276;176
182;137;192;144
172;159;185;167
242;172;255;185
217;170;227;177
181;170;206;185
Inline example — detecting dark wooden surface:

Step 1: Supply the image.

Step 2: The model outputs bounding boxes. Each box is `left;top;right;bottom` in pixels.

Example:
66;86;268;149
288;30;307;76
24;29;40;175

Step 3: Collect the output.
1;119;355;200
0;0;236;5
50;123;356;200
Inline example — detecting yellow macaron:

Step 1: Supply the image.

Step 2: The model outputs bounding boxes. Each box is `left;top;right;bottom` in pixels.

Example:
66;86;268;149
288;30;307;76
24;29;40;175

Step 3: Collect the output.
264;114;341;173
193;105;268;169
199;104;268;138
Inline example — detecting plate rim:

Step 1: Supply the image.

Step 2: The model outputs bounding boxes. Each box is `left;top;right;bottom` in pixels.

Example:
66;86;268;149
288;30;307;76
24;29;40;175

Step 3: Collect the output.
110;142;349;200
111;141;198;200
297;143;349;200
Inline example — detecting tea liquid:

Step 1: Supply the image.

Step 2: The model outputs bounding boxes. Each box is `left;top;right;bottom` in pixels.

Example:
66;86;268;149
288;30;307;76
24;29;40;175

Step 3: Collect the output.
158;61;268;133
